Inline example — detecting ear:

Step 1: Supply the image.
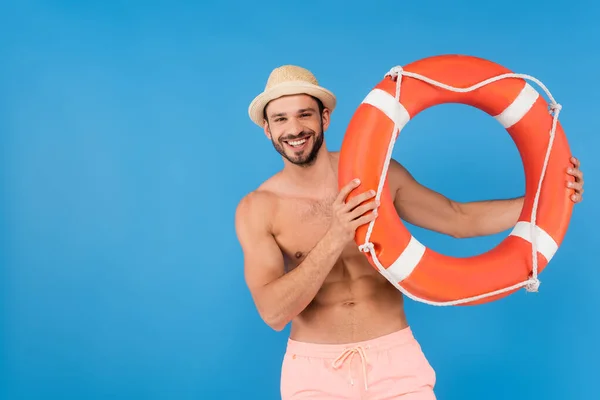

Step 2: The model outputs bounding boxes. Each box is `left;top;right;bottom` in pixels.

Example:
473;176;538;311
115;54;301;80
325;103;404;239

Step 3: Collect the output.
263;120;271;139
321;108;331;131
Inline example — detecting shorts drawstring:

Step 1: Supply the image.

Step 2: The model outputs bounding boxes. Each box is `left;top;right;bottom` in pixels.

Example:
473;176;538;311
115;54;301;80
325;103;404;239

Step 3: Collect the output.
331;345;370;391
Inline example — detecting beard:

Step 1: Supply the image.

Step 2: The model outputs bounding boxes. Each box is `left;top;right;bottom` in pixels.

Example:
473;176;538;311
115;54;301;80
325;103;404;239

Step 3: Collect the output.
270;122;324;168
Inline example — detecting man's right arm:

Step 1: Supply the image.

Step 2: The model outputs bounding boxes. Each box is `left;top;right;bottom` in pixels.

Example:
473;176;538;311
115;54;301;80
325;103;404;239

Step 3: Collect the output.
235;192;345;331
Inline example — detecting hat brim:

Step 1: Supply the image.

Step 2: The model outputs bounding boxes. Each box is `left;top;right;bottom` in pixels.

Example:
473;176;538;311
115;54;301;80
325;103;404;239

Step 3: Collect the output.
248;81;337;127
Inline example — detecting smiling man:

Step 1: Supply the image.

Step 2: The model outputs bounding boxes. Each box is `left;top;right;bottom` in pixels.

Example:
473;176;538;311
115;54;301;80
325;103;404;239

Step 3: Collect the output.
235;65;584;399
266;97;325;167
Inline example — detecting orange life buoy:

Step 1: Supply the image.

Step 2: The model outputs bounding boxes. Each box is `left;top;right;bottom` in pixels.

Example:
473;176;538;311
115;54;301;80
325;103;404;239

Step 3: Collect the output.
338;54;574;306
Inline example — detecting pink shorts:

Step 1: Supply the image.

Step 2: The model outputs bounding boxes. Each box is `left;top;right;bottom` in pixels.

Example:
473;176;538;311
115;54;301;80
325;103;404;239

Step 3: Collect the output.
280;327;436;399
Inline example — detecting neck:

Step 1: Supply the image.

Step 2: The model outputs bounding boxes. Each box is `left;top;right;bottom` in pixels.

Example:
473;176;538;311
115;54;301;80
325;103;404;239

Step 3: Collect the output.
281;145;336;190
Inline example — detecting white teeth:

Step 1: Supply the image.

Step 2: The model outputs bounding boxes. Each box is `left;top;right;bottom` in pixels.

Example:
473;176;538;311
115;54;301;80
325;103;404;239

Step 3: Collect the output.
288;138;308;147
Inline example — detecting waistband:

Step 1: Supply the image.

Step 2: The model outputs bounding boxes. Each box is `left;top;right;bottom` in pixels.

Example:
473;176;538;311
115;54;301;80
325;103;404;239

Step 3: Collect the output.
285;326;416;358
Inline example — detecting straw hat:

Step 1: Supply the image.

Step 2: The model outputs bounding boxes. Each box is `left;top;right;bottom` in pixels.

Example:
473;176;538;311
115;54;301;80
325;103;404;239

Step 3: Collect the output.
248;65;337;127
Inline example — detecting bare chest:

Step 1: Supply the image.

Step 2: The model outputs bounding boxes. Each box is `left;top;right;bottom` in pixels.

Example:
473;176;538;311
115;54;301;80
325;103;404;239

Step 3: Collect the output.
273;196;333;261
272;195;366;272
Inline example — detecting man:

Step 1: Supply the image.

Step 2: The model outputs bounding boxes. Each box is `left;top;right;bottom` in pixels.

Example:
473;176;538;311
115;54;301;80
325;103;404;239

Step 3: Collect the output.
235;65;584;399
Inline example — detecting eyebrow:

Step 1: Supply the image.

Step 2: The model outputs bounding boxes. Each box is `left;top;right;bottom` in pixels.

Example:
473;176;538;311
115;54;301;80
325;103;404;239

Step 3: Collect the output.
269;107;317;119
297;107;317;114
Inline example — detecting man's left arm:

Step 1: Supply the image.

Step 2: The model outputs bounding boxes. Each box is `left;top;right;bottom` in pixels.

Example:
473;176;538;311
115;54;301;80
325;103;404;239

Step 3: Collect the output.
389;157;584;239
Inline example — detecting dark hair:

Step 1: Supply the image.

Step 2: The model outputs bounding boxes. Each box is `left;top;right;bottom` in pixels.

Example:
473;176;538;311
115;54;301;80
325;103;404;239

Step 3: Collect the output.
263;95;325;122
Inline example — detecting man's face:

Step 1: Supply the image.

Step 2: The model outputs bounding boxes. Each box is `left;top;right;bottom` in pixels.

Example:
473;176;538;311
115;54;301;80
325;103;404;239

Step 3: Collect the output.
263;94;330;167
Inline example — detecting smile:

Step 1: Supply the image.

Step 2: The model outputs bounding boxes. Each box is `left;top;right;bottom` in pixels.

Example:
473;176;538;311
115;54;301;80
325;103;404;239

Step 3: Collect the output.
284;136;311;150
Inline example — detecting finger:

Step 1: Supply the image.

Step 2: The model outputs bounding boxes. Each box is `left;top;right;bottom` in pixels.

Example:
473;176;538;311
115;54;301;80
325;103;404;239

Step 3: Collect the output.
351;211;378;229
335;178;361;204
344;190;376;211
571;193;582;203
348;200;379;220
570;156;580;168
567;173;583;189
567;181;583;192
567;167;583;181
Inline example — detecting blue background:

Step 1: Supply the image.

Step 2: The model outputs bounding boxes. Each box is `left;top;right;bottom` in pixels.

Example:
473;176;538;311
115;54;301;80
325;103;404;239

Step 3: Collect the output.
2;1;599;399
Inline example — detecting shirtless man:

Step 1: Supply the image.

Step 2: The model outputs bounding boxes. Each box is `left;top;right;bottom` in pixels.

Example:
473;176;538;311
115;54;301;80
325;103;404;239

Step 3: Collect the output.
235;65;584;399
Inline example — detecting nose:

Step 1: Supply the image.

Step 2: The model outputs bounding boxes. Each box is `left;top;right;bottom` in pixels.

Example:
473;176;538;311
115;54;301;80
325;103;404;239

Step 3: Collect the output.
286;118;304;136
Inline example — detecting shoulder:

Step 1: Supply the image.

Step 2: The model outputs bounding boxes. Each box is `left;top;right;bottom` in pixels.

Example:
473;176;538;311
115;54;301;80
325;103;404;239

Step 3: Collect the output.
388;158;413;180
235;189;276;223
387;159;419;200
235;178;280;236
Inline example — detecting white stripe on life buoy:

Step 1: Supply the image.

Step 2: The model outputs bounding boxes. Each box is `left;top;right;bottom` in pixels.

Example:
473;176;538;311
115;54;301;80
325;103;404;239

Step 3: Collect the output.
362;89;411;132
494;83;539;129
509;221;559;262
387;235;426;282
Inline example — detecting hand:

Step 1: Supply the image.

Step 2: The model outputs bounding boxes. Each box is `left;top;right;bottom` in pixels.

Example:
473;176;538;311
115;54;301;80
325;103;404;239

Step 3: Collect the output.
329;178;379;245
567;156;584;203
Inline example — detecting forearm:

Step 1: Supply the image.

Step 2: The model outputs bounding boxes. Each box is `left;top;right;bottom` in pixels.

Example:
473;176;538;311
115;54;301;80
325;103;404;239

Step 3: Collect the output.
256;230;344;331
456;196;524;238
